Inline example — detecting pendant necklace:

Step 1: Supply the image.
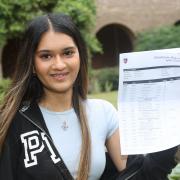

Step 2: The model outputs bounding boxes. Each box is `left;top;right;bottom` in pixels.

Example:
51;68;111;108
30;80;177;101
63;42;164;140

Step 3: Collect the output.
55;114;69;131
40;104;70;131
61;120;68;131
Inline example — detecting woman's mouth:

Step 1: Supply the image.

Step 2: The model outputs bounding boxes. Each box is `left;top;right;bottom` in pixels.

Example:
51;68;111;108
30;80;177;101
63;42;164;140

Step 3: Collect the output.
50;72;68;81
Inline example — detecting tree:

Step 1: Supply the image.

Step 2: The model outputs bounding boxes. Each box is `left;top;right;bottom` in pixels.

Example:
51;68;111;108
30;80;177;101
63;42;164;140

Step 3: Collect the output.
0;0;101;54
134;25;180;51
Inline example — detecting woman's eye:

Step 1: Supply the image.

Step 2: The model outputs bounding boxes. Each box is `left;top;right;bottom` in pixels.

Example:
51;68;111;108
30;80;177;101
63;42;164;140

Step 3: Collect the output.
40;54;52;60
63;50;75;57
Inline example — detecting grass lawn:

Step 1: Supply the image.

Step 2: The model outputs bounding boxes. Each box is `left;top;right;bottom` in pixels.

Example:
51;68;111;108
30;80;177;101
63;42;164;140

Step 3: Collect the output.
88;90;118;108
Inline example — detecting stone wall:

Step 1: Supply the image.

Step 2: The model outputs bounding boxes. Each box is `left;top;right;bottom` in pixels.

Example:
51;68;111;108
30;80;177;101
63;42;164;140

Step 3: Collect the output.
91;0;180;68
95;0;180;33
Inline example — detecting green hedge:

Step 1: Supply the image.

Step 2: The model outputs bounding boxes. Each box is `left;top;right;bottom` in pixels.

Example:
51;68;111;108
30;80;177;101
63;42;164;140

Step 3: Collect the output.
89;67;119;94
135;25;180;51
169;163;180;180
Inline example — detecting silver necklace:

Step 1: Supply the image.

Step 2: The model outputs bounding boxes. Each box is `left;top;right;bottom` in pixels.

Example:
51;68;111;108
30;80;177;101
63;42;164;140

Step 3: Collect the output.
61;120;68;131
40;105;70;131
54;113;69;131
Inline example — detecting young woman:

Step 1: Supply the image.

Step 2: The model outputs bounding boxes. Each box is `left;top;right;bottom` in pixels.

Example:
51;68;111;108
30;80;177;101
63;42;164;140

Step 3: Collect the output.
0;13;179;180
0;13;126;180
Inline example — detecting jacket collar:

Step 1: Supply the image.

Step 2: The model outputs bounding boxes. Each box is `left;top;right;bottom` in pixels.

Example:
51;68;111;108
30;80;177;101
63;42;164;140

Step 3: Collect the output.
19;100;74;180
19;100;51;136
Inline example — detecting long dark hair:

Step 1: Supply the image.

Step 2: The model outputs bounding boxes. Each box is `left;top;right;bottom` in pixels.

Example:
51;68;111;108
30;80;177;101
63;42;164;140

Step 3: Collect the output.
0;13;91;180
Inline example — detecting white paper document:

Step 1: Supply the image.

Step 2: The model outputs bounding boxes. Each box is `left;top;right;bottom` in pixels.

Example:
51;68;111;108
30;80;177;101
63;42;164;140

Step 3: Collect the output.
118;48;180;155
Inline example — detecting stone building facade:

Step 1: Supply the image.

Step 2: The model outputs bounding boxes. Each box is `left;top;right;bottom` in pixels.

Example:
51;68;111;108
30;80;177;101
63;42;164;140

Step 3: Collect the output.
96;0;180;33
0;0;180;77
92;0;180;68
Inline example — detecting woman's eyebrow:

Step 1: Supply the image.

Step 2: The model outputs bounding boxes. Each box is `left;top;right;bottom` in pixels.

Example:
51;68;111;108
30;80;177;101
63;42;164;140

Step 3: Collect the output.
36;46;77;54
36;49;51;54
63;46;77;51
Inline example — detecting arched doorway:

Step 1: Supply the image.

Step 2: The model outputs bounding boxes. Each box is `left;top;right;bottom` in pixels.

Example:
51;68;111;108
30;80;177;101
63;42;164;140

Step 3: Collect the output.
175;20;180;26
92;24;134;69
1;38;20;78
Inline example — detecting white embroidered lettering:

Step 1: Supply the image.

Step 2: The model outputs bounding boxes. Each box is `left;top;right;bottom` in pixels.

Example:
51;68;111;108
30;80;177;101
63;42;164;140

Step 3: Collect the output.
21;130;61;168
21;130;44;168
41;133;61;164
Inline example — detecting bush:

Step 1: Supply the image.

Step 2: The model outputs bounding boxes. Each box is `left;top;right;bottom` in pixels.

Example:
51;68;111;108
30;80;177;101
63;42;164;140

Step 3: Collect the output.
135;25;180;51
89;67;119;94
169;163;180;180
0;78;11;103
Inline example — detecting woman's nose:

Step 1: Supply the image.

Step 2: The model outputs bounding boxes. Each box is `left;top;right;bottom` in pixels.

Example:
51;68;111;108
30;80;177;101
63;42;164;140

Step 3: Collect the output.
52;55;66;69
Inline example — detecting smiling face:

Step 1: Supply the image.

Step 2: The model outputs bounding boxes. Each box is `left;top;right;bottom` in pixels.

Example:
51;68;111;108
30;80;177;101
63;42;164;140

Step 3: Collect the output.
34;30;80;98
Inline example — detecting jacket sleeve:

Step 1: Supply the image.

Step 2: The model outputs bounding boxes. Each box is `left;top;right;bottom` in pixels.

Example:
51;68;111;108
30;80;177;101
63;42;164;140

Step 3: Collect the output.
140;146;179;180
0;117;21;180
101;146;179;180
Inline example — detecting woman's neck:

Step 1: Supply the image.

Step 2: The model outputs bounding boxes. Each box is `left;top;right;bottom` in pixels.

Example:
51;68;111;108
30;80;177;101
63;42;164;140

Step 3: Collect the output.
39;90;73;112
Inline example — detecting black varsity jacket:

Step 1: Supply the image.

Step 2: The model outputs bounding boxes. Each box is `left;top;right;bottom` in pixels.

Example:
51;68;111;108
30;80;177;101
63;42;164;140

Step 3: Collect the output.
0;101;73;180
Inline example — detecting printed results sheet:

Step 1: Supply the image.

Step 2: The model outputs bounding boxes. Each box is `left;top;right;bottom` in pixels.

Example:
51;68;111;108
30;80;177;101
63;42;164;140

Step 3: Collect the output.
118;48;180;155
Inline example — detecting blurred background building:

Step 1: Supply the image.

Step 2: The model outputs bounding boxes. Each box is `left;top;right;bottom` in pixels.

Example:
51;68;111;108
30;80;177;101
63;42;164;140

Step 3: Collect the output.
92;0;180;69
0;0;180;77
